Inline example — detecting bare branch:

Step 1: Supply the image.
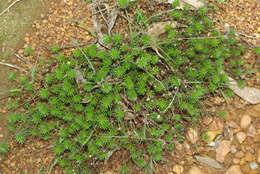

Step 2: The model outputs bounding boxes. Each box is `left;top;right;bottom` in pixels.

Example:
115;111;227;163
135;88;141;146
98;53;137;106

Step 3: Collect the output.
0;62;28;73
0;0;24;17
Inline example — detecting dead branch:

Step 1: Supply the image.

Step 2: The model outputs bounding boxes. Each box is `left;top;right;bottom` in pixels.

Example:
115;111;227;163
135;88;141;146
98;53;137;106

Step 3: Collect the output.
0;0;23;17
107;7;119;35
0;61;28;73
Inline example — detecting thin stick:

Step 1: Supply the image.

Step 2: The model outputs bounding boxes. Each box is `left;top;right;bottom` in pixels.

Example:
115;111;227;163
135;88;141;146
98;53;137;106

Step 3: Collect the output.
0;0;23;17
0;62;28;73
14;53;31;64
90;4;116;17
163;87;179;113
98;135;165;143
95;1;109;27
48;39;97;50
71;39;96;74
47;157;58;174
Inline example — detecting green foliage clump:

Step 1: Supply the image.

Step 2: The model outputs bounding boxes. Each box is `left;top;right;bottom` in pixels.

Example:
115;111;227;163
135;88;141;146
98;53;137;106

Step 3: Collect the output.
7;2;248;173
0;143;9;154
24;46;33;56
117;0;130;9
50;46;61;53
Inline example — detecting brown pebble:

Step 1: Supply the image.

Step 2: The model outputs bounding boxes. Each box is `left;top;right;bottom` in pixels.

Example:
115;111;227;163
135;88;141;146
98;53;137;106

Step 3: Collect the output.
235;151;244;158
244;152;255;162
233;158;240;164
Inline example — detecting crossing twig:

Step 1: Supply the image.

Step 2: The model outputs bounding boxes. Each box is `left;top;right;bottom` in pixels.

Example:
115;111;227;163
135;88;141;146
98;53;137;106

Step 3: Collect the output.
0;0;24;17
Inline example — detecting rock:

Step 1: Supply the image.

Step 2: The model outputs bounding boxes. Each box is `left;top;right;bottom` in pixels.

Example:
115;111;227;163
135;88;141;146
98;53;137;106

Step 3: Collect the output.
195;155;223;169
233;158;240;164
172;165;184;174
207;141;219;148
227;76;260;104
239;158;245;165
187;166;204;174
230;145;237;154
104;171;114;174
244;152;255;162
225;165;243;174
236;132;246;143
240;115;251;129
206;130;222;142
257;149;260;163
186;128;198;144
235;151;244;158
249;162;258;170
216;140;231;163
247;125;256;137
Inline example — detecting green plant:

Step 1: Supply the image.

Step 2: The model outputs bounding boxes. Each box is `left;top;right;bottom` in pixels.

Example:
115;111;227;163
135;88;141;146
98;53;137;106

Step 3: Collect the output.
201;133;210;142
7;2;247;173
120;165;129;174
217;111;227;118
254;47;260;55
117;0;130;9
0;142;9;153
24;46;33;56
50;46;61;53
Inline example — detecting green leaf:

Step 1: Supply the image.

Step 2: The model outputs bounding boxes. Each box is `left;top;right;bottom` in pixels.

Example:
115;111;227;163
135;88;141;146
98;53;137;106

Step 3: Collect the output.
39;88;49;99
101;82;112;93
124;76;134;89
127;89;138;101
24;46;33;56
117;0;130;9
8;72;17;81
254;47;260;55
0;143;9;153
51;46;61;53
172;0;180;8
15;132;26;144
110;48;120;59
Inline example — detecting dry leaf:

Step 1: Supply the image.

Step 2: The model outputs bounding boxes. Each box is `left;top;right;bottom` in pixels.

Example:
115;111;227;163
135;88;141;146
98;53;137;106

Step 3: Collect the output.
156;0;204;9
182;0;204;9
108;8;119;35
216;140;231;163
146;21;178;39
227;77;260;104
75;66;86;88
186;127;198;144
236;132;246;144
195;156;223;169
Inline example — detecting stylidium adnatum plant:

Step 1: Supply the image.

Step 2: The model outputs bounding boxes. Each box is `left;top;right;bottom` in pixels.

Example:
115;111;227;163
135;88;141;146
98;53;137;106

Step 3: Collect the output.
6;1;249;173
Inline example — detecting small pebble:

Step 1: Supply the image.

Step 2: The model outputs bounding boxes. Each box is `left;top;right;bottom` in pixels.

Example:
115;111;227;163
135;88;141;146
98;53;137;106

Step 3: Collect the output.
172;165;184;174
236;132;246;144
249;162;258;170
233;158;240;164
245;152;255;162
235;151;244;158
240;115;251;129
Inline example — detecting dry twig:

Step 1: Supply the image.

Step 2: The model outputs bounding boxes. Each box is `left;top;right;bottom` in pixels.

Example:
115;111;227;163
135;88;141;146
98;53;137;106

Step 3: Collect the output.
0;61;28;73
0;0;24;17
